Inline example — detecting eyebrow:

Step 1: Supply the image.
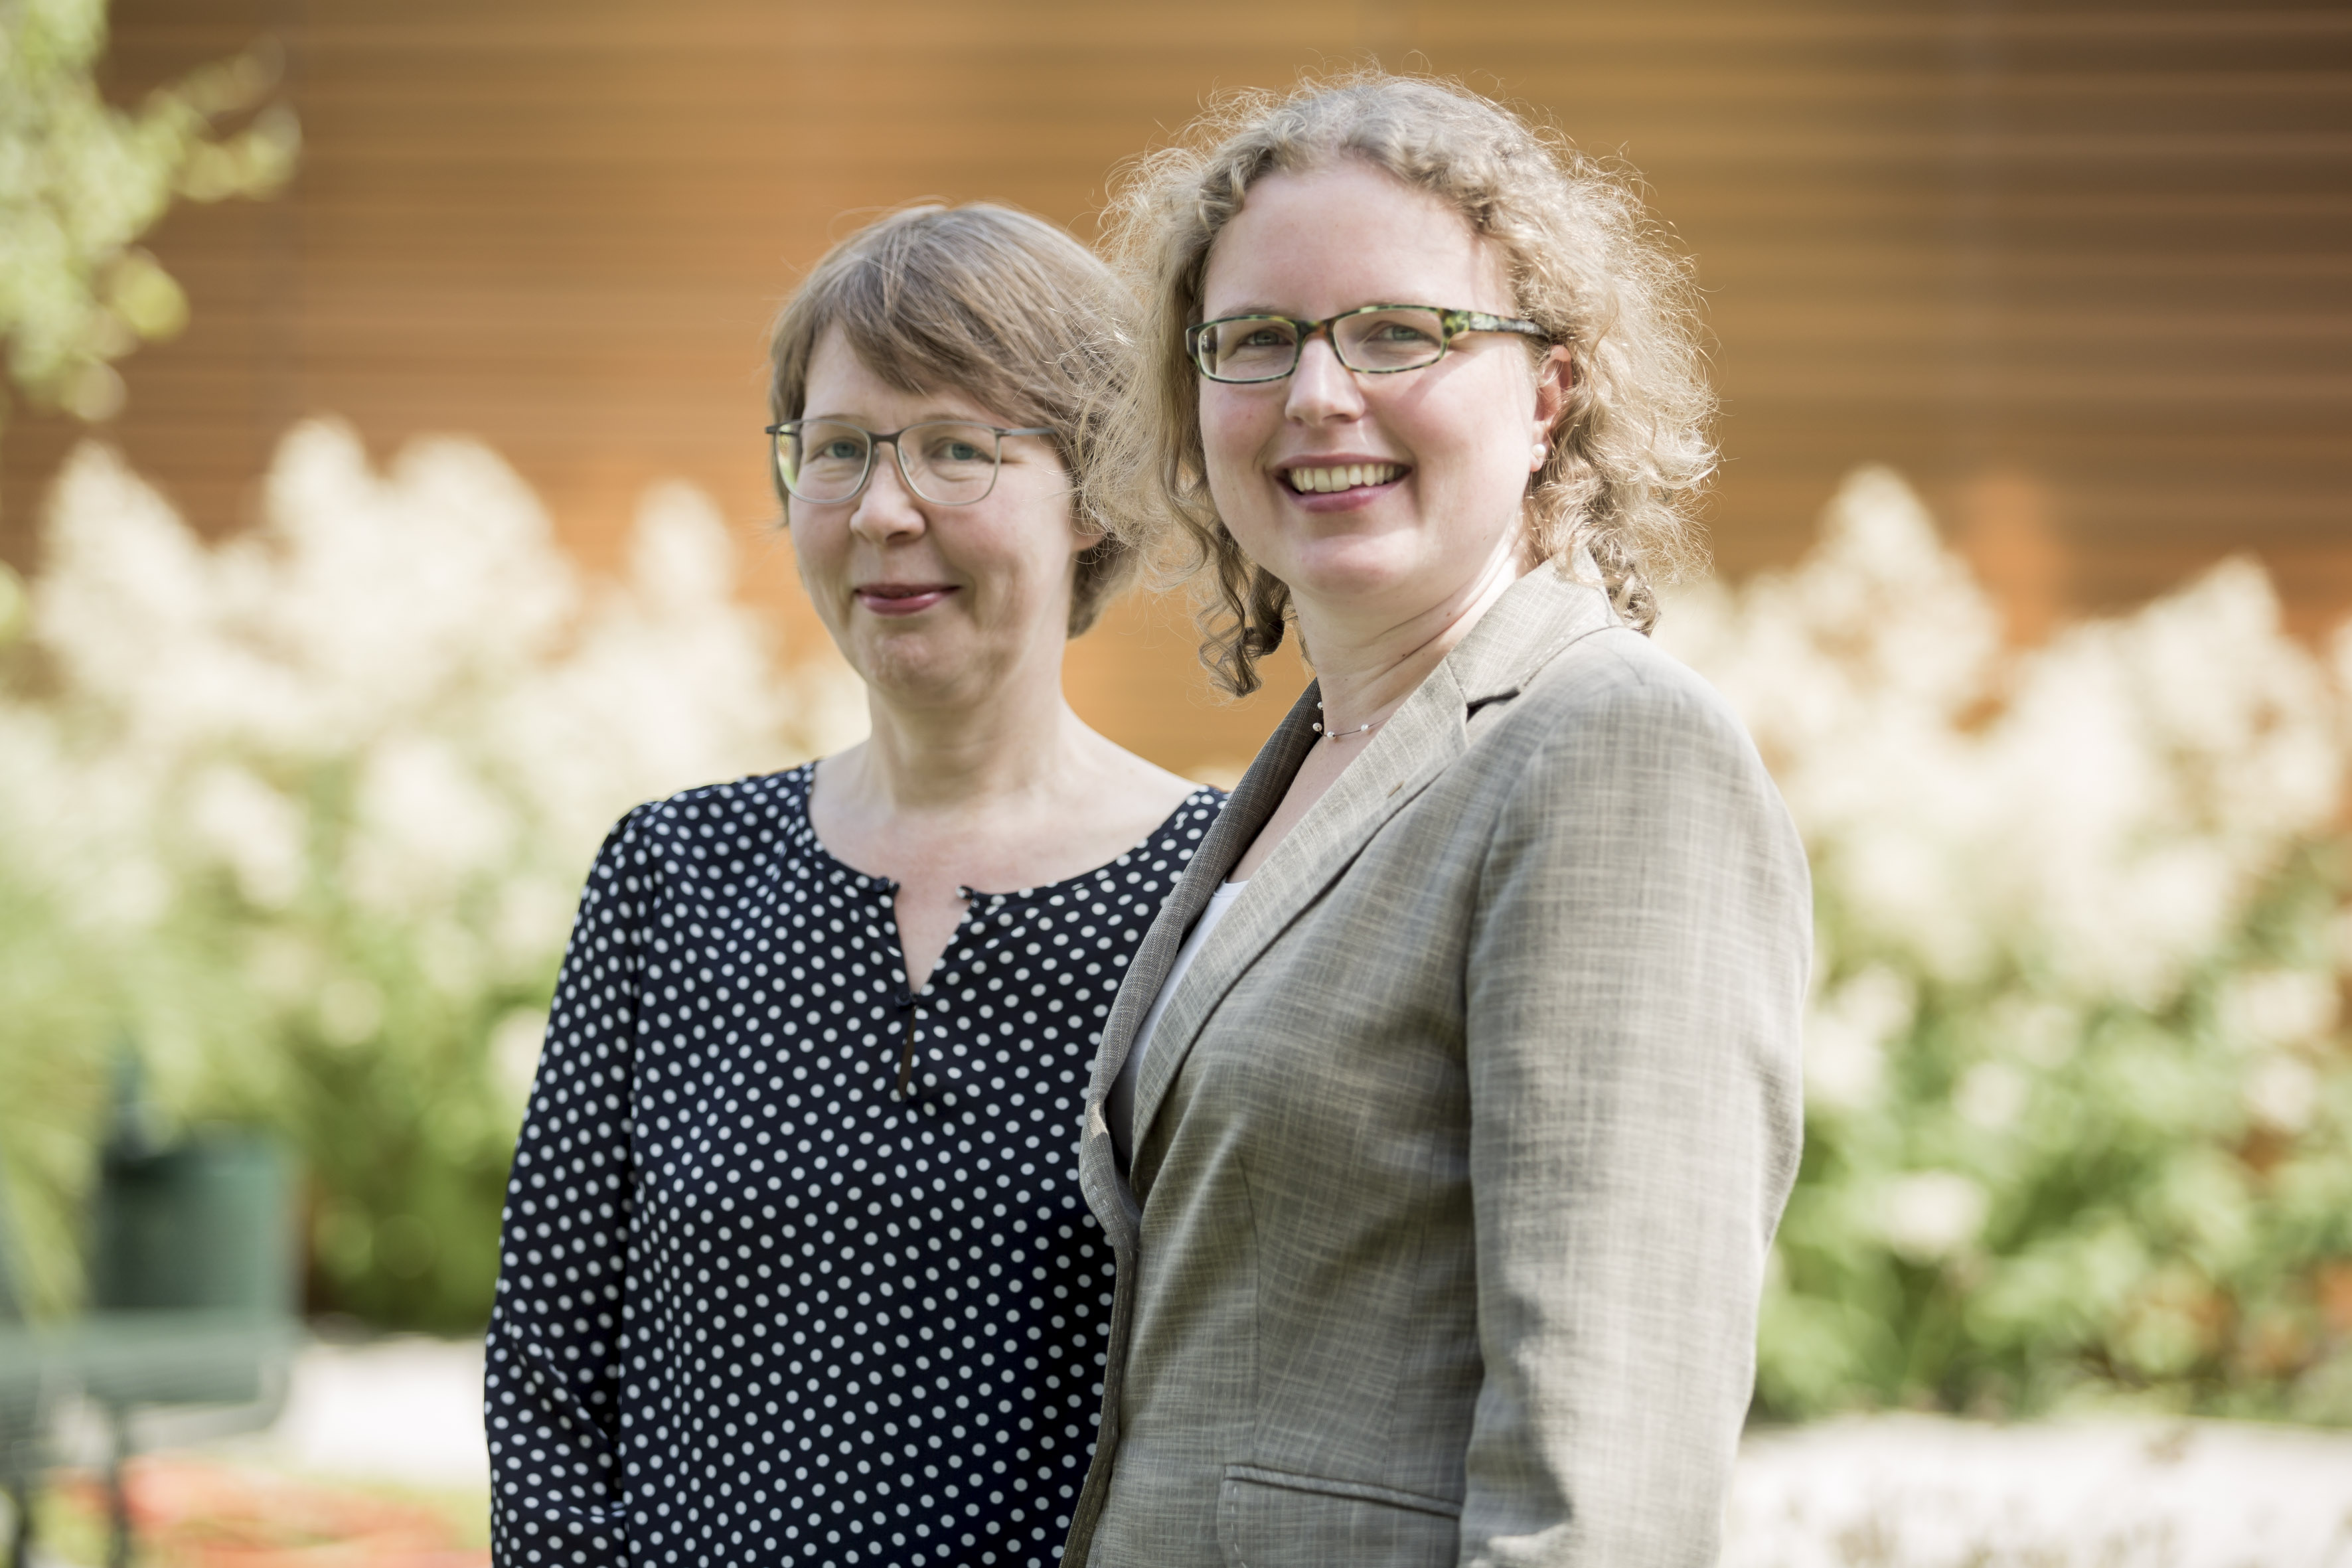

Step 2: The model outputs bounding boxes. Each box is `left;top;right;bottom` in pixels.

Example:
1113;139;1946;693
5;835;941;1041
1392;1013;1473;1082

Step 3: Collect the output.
796;411;986;427
1198;302;1457;321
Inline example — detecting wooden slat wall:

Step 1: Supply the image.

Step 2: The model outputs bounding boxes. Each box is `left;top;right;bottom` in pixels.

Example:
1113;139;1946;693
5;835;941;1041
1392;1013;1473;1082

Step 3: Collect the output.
4;0;2346;775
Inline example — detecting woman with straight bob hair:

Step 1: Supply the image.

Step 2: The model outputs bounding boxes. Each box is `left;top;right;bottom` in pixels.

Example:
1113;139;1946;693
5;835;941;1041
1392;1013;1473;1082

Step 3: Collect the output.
1066;76;1810;1565
485;204;1221;1566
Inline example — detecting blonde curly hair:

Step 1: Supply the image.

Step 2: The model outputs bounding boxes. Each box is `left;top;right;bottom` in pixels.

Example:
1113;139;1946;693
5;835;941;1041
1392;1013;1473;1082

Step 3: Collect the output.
1087;72;1716;694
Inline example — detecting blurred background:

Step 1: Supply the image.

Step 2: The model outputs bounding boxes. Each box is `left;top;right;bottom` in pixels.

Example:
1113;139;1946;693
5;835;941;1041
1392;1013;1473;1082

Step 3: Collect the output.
1;0;2348;1561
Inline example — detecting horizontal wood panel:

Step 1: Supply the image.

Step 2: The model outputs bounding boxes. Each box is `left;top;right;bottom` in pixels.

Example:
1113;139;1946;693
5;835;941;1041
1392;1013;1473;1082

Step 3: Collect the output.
5;0;2346;779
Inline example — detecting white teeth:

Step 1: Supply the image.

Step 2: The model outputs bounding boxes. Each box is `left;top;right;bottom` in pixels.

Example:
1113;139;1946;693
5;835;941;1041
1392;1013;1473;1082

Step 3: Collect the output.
1287;463;1401;493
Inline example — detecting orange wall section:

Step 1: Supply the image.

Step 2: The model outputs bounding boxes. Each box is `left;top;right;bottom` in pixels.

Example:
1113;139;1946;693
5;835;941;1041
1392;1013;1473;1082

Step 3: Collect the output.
5;0;2347;778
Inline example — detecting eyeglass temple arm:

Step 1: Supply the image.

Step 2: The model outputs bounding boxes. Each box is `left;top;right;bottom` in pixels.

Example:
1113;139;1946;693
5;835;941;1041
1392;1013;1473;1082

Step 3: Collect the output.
1447;310;1545;337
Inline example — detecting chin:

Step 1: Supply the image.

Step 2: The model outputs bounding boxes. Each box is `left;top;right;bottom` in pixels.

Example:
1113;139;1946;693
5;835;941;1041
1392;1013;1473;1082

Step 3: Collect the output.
1279;534;1431;603
853;629;961;694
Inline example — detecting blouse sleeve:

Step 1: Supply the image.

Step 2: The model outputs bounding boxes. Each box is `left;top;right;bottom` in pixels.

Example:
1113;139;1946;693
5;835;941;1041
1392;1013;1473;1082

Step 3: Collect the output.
1458;670;1811;1567
487;808;653;1565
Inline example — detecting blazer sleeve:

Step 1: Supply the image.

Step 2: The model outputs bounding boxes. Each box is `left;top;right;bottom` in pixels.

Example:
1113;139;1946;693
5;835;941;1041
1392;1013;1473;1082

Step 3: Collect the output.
486;808;653;1565
1458;668;1810;1567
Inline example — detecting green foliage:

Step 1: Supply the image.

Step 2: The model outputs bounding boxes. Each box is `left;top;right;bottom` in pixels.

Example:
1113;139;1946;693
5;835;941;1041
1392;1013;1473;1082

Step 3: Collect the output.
0;738;112;1317
0;0;299;423
0;0;297;1314
123;759;559;1329
1764;846;2352;1424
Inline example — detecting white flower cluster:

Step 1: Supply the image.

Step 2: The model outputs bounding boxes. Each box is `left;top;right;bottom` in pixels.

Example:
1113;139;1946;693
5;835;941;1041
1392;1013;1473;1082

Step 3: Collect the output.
1662;467;2350;1012
1658;468;2352;1273
0;420;862;1107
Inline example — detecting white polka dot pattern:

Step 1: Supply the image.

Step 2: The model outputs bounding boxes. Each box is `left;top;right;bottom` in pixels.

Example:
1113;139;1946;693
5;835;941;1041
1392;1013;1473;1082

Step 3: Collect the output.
486;765;1222;1566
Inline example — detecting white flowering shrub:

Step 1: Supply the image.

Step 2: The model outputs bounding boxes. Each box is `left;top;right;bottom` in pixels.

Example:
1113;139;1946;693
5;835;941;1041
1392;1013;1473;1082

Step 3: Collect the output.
0;422;860;1324
9;439;2349;1409
1660;468;2352;1422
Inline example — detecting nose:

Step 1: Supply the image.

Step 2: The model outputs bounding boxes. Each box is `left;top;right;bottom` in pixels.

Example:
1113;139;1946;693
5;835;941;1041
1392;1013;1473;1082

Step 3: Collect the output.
848;443;927;544
1283;333;1366;426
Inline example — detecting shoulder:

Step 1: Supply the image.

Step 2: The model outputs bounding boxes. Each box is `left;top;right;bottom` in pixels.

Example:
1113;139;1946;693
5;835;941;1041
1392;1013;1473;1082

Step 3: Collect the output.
621;763;809;844
1122;781;1229;861
584;764;815;888
1460;631;1809;919
1172;783;1229;826
1078;732;1229;851
1456;621;1804;891
1107;783;1227;896
1165;785;1229;870
1451;570;1755;767
1488;623;1764;785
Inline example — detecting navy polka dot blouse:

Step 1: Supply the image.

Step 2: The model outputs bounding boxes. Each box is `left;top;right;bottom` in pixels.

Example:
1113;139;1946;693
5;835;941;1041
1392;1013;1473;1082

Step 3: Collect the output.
487;763;1223;1565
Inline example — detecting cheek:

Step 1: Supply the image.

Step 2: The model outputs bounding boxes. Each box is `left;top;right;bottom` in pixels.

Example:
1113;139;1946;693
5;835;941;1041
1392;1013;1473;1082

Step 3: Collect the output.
1420;373;1538;491
1198;395;1265;481
785;510;843;578
962;504;1078;607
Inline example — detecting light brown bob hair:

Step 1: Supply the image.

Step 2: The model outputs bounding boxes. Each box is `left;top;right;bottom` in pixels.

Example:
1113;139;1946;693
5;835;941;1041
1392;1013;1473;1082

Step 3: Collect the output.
1089;72;1717;694
767;202;1138;637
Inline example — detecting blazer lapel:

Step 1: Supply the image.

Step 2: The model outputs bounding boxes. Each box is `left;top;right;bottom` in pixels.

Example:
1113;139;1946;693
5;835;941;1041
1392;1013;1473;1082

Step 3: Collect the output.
1077;565;1628;1240
1079;683;1322;1244
1123;661;1473;1172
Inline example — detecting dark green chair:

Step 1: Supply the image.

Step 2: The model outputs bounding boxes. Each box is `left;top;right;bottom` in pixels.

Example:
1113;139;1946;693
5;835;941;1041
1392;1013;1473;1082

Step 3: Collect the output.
0;1075;299;1568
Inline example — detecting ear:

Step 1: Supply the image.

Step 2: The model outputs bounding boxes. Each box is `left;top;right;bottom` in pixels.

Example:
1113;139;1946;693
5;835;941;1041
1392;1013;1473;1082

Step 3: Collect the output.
1529;345;1574;463
1068;507;1109;559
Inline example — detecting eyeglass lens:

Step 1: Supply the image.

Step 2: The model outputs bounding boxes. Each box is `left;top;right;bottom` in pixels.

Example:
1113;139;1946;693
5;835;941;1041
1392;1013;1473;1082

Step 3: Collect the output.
777;421;1003;505
1196;307;1449;381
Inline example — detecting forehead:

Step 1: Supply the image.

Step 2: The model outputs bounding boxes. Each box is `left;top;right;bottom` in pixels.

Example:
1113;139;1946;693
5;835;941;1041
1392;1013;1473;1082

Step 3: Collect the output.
801;323;1006;426
1200;158;1510;319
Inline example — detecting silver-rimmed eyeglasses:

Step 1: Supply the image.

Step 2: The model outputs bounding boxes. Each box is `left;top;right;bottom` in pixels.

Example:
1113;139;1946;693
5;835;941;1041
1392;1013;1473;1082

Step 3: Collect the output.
1185;304;1547;384
766;420;1055;506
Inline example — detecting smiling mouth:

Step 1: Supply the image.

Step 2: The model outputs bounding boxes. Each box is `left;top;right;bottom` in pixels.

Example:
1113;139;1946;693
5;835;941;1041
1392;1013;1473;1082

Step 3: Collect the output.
1283;463;1407;495
855;583;958;615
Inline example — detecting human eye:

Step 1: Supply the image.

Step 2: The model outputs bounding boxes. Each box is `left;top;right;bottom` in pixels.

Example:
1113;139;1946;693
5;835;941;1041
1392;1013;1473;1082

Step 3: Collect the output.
920;427;994;467
1202;318;1299;379
1340;309;1447;368
796;422;866;456
784;424;872;501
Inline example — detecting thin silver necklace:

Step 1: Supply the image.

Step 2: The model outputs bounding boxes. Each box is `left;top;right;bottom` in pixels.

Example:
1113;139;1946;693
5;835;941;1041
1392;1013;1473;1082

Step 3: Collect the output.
1310;700;1387;744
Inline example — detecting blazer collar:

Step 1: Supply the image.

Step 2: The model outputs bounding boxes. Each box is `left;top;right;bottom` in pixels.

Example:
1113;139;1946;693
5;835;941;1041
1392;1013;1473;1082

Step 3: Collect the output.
1079;564;1624;1224
1446;552;1622;708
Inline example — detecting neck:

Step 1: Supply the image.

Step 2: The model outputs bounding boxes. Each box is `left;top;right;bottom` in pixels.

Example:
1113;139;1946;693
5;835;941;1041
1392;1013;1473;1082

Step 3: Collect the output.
1292;540;1530;735
843;663;1085;816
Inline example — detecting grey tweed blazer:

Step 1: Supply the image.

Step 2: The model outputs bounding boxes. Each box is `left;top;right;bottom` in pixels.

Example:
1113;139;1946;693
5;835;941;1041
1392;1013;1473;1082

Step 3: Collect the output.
1065;566;1810;1567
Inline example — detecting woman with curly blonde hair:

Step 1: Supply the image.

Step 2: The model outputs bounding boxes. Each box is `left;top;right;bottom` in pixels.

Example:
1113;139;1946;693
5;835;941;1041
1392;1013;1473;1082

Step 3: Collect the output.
1067;76;1811;1565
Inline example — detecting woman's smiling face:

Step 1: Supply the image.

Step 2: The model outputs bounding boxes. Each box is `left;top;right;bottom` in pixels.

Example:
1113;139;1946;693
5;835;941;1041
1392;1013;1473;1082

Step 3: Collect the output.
1196;158;1564;627
789;324;1091;703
